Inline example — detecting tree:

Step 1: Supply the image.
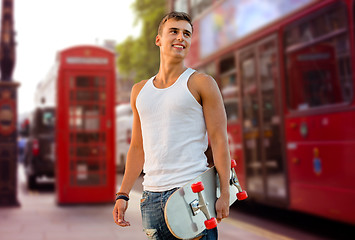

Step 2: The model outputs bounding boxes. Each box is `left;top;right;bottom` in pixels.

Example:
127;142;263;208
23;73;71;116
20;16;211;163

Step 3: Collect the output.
116;0;166;82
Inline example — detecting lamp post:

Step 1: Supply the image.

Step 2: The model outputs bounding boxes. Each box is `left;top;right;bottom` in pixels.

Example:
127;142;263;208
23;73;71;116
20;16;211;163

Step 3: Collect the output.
0;0;19;206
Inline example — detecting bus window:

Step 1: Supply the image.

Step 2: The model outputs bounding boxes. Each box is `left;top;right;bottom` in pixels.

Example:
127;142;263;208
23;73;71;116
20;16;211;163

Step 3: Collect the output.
42;111;55;127
199;62;217;79
225;99;238;122
284;3;353;110
219;56;238;122
34;108;55;134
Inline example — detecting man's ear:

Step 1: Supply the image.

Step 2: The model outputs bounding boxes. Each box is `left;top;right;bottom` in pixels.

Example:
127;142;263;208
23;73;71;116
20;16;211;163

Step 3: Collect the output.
155;35;161;47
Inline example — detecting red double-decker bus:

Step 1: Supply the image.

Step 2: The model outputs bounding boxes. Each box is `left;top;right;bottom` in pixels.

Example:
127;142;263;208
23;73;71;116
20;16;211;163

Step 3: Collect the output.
36;45;116;204
170;0;355;224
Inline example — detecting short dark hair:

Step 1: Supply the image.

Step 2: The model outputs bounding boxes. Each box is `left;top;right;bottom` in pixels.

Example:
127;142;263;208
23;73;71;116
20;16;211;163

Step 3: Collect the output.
158;11;193;35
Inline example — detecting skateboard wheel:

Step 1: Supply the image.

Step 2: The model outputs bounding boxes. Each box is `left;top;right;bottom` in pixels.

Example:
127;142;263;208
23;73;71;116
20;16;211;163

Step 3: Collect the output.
237;190;248;200
231;159;237;168
191;181;204;193
204;217;218;229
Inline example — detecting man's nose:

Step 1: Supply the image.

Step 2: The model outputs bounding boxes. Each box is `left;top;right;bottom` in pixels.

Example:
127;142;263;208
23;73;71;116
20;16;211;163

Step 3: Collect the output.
177;32;184;41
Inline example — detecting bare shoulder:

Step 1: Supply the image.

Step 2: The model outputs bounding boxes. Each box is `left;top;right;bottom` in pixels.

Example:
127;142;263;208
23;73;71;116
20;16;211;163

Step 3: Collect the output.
190;71;215;84
131;80;148;99
130;79;149;108
190;70;219;94
132;79;148;94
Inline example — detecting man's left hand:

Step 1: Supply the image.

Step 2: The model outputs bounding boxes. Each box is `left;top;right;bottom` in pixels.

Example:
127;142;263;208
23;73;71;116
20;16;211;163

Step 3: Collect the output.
215;194;230;223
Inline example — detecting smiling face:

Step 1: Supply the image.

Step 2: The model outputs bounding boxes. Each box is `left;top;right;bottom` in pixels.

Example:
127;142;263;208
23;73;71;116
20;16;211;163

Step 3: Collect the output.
156;19;193;60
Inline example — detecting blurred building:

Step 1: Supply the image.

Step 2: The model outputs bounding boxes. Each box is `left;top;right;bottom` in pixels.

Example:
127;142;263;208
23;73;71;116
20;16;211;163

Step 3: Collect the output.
169;0;216;19
102;39;134;105
102;39;117;53
34;64;58;107
115;72;134;105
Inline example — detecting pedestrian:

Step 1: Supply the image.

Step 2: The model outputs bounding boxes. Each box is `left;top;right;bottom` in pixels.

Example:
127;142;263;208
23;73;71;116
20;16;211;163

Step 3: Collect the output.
113;11;230;240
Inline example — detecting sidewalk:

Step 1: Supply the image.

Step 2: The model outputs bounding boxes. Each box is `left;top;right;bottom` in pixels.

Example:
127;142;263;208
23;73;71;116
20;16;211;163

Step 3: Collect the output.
0;165;145;240
0;165;276;240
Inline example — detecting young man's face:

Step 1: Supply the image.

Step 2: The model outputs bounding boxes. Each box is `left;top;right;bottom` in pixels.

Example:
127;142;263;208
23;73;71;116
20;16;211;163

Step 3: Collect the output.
156;19;192;60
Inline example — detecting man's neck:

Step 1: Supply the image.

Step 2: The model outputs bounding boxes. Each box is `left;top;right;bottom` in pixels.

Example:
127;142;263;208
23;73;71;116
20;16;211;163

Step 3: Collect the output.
155;57;186;85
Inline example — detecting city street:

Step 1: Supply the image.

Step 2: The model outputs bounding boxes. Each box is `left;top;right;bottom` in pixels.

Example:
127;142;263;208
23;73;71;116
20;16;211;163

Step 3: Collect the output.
0;164;353;240
1;1;354;240
0;164;287;240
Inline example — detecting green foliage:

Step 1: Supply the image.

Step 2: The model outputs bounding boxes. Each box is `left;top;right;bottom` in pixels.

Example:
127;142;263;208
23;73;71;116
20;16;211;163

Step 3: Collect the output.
116;0;166;82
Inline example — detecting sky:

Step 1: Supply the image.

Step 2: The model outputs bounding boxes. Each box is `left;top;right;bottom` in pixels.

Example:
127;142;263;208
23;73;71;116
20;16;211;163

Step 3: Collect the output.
10;0;140;115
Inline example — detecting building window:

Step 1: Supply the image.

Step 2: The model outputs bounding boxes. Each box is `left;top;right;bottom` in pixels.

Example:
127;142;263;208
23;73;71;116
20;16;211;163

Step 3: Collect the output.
284;2;353;110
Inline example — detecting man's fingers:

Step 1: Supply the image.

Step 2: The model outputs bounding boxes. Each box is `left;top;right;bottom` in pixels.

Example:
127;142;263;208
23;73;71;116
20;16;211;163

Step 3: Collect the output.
114;211;131;227
117;209;130;227
113;203;131;227
216;208;223;223
216;209;222;221
118;210;125;222
216;208;229;223
113;207;118;222
117;219;131;227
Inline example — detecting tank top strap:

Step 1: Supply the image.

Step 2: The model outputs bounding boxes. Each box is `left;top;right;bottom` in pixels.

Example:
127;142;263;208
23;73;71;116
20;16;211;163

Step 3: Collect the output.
180;68;196;85
147;75;156;86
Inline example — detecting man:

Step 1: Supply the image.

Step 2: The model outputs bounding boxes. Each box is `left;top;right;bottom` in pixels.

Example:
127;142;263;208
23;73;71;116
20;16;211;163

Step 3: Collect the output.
113;12;230;240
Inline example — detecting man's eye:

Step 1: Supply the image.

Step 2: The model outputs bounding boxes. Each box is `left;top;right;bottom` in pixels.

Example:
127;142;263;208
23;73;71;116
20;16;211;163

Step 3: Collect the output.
184;33;191;37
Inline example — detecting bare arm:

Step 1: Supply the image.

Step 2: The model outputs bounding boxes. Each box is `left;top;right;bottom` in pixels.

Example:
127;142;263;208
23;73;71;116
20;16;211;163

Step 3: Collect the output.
119;82;145;194
193;73;231;222
113;81;146;227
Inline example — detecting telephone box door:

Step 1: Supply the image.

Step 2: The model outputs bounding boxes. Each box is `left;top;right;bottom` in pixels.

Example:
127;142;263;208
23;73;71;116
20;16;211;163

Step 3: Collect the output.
56;71;115;203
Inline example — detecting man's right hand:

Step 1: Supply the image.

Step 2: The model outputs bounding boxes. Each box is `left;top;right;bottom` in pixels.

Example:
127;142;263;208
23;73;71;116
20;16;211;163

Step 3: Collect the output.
113;199;130;227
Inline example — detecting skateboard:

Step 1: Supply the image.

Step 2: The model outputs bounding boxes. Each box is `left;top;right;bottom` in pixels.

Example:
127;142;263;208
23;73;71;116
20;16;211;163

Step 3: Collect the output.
164;159;247;239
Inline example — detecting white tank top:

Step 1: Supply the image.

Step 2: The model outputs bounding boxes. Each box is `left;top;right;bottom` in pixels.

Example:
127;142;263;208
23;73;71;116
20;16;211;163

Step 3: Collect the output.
136;68;208;191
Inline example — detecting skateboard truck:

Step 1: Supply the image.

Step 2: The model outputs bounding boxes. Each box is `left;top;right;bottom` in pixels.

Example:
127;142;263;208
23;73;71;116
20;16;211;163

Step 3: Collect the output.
231;159;248;200
188;160;247;231
190;181;218;229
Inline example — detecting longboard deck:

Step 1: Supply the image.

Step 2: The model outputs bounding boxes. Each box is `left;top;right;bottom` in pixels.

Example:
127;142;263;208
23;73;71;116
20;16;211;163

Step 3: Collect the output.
164;167;240;239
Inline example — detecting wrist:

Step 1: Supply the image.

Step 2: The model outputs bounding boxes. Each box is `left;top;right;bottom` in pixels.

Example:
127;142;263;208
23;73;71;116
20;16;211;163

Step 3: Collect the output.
115;192;130;201
116;192;129;198
219;189;230;198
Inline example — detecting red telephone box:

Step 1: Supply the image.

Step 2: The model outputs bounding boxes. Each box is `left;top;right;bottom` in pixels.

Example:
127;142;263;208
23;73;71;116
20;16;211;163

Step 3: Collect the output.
55;46;116;204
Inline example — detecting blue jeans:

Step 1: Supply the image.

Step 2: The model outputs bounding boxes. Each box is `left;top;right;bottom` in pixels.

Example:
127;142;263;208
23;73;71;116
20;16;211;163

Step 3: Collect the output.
140;188;218;240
